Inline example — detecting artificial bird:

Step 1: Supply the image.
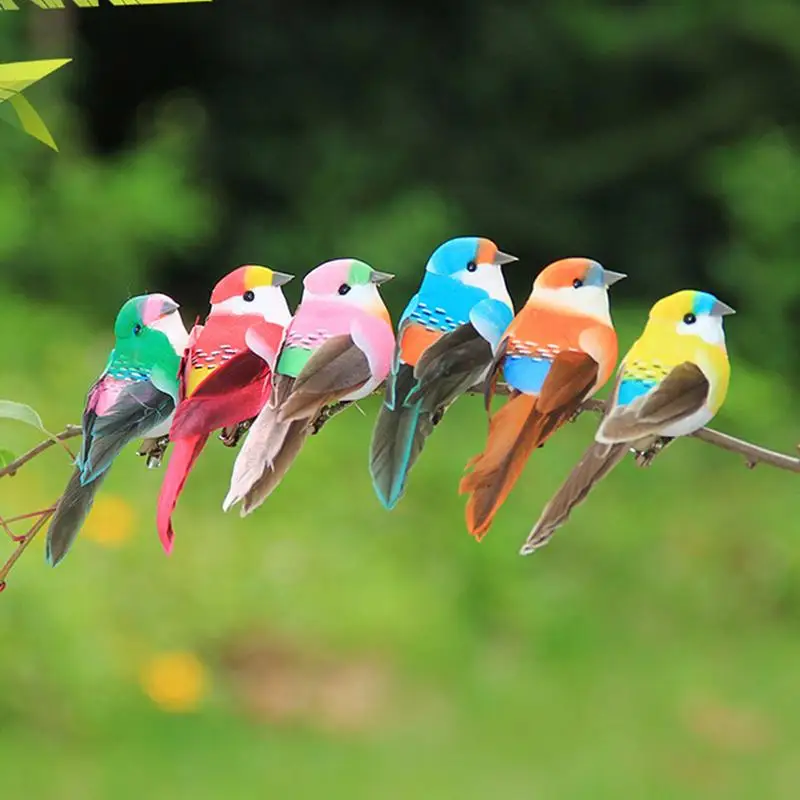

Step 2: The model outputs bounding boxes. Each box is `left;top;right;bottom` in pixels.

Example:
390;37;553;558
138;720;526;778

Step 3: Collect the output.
459;258;625;539
369;236;517;510
521;289;734;554
45;293;188;566
156;265;293;552
224;258;395;515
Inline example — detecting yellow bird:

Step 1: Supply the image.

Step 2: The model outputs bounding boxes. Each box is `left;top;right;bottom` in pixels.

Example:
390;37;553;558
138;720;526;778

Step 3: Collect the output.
521;289;735;554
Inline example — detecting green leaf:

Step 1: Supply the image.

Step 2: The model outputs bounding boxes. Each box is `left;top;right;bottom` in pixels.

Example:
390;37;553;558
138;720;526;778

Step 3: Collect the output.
0;449;15;468
0;400;60;445
7;93;58;151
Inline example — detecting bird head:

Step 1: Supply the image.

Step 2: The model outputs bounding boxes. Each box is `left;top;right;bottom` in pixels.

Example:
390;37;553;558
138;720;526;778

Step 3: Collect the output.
209;265;293;326
426;236;517;302
647;290;735;346
302;258;393;318
530;258;626;321
113;293;189;362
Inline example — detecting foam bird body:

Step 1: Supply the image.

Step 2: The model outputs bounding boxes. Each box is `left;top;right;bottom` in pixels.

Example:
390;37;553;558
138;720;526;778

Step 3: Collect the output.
459;258;625;539
369;236;517;509
46;294;188;566
224;258;395;514
156;265;293;552
522;289;734;553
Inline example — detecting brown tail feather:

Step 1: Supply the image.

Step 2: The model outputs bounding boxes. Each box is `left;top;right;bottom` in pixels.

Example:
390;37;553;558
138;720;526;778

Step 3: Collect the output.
520;441;628;554
240;419;311;515
460;393;566;540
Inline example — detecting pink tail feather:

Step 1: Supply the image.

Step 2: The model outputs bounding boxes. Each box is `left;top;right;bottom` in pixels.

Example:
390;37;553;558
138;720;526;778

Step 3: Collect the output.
156;434;209;554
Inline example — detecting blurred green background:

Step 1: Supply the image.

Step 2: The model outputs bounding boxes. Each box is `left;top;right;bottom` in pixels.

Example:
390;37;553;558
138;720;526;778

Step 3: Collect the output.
2;2;800;798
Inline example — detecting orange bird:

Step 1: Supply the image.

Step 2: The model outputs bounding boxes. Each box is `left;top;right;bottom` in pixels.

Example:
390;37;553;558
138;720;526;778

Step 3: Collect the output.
459;258;626;539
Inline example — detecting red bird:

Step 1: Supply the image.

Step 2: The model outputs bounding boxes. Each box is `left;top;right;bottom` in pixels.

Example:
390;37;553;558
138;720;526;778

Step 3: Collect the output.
156;265;293;552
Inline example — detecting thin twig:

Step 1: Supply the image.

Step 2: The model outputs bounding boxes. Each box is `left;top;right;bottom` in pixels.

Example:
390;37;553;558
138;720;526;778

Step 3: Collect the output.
0;424;81;479
0;505;55;588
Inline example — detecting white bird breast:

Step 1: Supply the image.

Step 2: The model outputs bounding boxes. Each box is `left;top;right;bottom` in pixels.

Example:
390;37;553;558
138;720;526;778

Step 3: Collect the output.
454;262;513;309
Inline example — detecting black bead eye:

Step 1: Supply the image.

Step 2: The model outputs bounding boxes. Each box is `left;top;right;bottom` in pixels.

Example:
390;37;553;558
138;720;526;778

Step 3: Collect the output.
133;324;142;336
338;284;351;295
573;278;584;288
243;290;255;302
683;312;697;325
466;261;477;272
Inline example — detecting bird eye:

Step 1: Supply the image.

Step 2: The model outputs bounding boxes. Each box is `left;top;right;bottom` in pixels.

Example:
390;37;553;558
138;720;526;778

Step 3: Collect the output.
573;278;584;289
133;324;142;336
683;312;697;325
243;290;255;302
466;261;478;273
338;284;351;295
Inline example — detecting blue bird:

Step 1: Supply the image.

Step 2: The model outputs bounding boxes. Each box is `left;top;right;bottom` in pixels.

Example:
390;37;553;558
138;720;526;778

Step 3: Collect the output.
369;236;517;509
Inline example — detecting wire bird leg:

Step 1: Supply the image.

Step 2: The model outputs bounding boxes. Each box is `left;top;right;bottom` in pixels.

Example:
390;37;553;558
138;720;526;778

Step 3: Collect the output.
137;435;170;469
311;401;352;435
632;436;674;468
220;419;253;448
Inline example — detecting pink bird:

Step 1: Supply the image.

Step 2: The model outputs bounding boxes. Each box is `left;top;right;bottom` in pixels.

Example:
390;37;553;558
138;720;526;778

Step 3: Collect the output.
223;258;395;515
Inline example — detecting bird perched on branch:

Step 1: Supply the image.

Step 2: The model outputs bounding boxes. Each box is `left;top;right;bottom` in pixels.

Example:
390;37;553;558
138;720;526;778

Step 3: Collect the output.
224;258;395;515
369;236;518;510
521;289;734;554
156;265;293;553
46;294;188;566
459;258;626;540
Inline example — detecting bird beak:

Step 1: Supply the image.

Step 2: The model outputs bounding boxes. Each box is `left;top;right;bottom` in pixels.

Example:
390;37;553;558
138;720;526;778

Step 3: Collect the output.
370;270;395;285
494;250;518;266
271;271;294;287
158;297;180;318
602;269;627;287
712;299;736;316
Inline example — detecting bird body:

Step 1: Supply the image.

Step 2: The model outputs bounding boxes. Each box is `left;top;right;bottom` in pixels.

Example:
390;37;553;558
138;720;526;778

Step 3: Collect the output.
369;236;518;510
46;294;188;566
224;258;395;514
156;265;293;552
459;258;625;539
522;289;734;553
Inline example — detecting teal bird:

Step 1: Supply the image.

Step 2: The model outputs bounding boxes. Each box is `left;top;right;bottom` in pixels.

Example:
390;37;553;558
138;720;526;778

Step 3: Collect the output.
369;236;517;509
45;294;188;566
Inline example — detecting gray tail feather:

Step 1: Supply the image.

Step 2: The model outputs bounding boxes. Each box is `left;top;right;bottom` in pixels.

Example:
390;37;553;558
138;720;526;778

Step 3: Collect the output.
224;406;292;512
369;398;435;510
240;419;310;515
521;441;628;554
46;467;109;566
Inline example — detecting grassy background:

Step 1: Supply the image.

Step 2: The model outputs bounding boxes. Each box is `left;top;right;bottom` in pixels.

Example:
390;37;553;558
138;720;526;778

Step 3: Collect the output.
2;292;799;799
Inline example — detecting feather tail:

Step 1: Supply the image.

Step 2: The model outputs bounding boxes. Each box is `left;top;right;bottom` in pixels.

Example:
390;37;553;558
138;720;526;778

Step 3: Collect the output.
156;434;208;553
369;365;436;509
45;467;109;567
520;441;628;554
223;406;292;512
239;419;310;515
459;393;549;540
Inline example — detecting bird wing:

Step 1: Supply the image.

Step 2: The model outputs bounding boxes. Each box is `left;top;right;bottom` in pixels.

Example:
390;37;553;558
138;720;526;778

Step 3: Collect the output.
408;322;494;408
277;333;372;422
80;378;175;482
597;361;710;443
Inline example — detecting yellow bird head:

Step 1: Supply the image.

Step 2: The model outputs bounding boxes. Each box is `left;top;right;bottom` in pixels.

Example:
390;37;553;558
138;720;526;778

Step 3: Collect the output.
646;289;734;346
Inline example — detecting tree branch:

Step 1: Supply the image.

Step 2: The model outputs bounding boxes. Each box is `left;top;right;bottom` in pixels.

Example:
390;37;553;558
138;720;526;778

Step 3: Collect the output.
1;382;797;594
483;386;800;473
0;424;81;478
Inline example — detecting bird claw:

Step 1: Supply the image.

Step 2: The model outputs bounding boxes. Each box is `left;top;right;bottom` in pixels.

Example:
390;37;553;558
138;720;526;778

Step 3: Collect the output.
138;436;170;469
219;419;253;448
633;437;673;468
567;408;582;424
311;401;351;435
